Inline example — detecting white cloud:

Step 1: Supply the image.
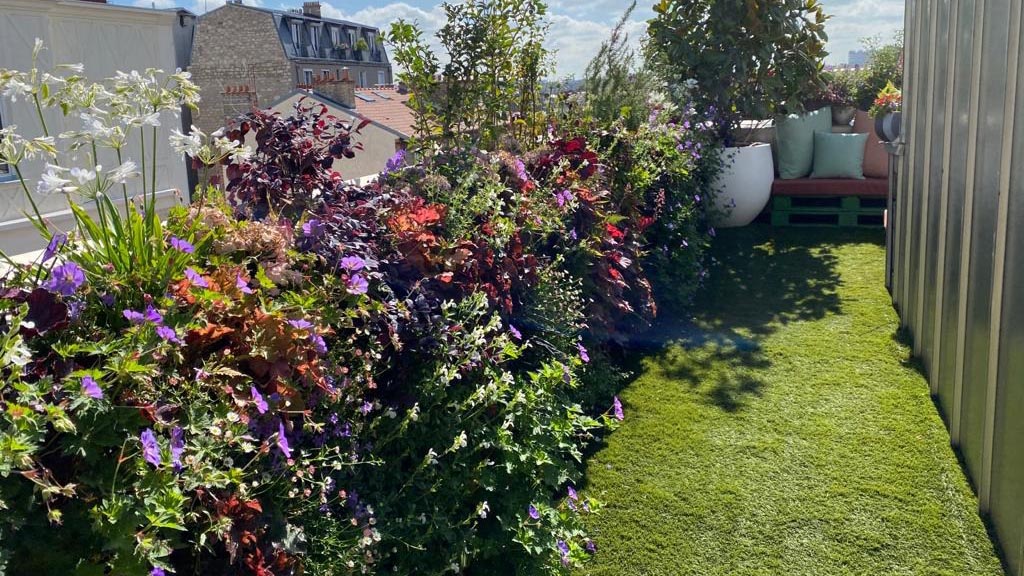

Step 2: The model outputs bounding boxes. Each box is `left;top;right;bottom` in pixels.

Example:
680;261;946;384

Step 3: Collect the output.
820;0;905;63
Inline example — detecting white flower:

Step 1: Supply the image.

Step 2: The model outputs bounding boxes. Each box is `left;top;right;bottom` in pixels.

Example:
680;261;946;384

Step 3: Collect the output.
170;127;203;158
69;166;98;185
1;78;32;102
80;113;114;140
37;166;75;195
228;143;252;163
107;160;139;184
476;501;490;519
58;63;85;74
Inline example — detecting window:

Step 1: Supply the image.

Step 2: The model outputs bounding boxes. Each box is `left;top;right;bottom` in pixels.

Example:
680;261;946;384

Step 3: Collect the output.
359;71;367;87
377;70;386;86
322;69;331;80
368;32;376;52
330;27;340;47
303;69;313;86
0;103;10;180
310;25;321;54
347;29;356;49
291;22;302;46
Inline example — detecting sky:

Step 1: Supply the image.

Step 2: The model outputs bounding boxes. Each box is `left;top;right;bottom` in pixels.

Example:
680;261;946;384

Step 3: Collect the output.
116;0;906;78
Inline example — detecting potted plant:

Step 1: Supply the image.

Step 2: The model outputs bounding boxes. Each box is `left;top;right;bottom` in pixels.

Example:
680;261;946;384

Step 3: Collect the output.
649;0;829;227
822;69;861;125
869;81;902;142
355;37;369;53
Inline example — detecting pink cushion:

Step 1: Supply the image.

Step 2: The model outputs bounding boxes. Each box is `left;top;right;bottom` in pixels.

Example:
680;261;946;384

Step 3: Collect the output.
772;177;889;198
853;110;890;178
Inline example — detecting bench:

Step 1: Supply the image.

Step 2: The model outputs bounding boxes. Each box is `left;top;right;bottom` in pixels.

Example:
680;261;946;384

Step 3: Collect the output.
770;177;888;227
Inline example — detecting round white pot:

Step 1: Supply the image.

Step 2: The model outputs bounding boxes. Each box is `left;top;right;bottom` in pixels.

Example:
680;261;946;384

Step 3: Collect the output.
711;143;774;228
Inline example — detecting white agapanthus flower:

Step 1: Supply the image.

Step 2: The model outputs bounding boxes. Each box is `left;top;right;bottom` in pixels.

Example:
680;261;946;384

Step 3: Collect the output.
170;126;204;158
37;165;76;195
69;165;98;185
107;160;139;184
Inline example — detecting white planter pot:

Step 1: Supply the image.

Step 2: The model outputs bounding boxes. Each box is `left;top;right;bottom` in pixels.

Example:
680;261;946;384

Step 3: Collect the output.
711;143;774;228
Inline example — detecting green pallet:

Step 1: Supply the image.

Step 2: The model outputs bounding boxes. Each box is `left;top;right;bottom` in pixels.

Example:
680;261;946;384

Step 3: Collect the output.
770;195;885;227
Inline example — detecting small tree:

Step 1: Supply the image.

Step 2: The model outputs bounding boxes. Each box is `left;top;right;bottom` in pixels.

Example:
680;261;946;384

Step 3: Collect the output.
648;0;830;144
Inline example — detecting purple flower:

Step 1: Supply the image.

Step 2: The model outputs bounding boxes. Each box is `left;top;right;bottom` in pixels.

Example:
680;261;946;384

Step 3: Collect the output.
585;540;596;554
168;236;195;254
681;239;689;248
100;293;115;307
384;149;406;173
339;255;365;271
236;274;254;294
613;396;624;421
557;540;570;566
151;568;166;576
514;158;529;182
140;428;160;467
81;375;103;399
346;274;368;295
694;194;702;203
567;486;578;501
42;233;67;263
170;427;184;472
277;420;292;459
528;504;540;520
360;401;373;415
156;325;183;345
310;333;328;356
569;228;578;241
554;189;573;207
184;267;208;288
509;324;522;340
123;309;145;324
288;319;314;330
302;218;324;238
577;343;590;364
43;262;85;296
251;386;268;414
194;367;210;381
144;305;163;324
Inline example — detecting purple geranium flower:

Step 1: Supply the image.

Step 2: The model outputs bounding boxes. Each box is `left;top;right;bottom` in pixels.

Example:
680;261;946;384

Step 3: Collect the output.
302;218;324;238
569;229;578;241
43;262;85;296
509;324;522;340
384;149;406;173
144;305;163;324
123;309;145;324
81;375;103;399
42;233;67;263
251;386;268;414
170;427;184;472
310;333;328;356
156;325;183;345
277;420;292;459
514;158;529;182
340;255;365;271
567;486;578;501
346;274;368;295
236;274;254;294
184;267;209;288
554;189;573;207
151;568;166;576
557;540;570;566
577;343;590;364
140;428;160;467
168;236;195;254
528;504;540;520
585;540;597;554
288;319;314;330
613;396;624;421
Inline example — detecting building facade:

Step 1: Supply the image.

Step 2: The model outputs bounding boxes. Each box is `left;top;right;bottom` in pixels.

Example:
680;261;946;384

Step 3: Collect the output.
0;0;192;256
189;0;392;135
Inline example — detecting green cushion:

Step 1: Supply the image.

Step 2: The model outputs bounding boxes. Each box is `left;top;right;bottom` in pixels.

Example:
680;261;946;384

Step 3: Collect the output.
810;131;868;179
775;107;832;179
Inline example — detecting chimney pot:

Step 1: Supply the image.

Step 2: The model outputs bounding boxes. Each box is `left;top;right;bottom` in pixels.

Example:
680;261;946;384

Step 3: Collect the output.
302;1;321;18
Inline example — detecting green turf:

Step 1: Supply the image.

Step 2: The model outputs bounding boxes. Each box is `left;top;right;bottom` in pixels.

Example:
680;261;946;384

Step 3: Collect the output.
579;226;1005;576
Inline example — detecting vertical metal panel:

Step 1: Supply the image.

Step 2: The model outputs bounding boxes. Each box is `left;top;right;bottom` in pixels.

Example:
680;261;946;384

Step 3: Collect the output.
899;0;922;320
984;0;1022;540
992;41;1024;575
958;0;1011;487
936;0;976;432
918;0;951;372
906;0;933;341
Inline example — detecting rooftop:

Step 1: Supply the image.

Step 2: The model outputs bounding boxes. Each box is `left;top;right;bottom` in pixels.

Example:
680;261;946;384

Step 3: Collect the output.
352;86;415;139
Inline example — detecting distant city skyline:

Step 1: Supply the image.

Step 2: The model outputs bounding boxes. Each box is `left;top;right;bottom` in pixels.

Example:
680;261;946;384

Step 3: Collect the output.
113;0;905;78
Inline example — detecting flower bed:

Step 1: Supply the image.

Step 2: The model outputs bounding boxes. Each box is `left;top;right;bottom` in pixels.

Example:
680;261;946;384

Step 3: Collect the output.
0;47;716;575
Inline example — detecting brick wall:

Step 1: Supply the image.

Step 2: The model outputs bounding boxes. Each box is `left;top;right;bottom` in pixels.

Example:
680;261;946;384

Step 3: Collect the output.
189;4;293;134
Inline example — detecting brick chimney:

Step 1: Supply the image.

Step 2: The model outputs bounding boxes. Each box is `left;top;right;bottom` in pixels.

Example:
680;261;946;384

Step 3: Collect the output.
302;1;321;18
313;68;355;108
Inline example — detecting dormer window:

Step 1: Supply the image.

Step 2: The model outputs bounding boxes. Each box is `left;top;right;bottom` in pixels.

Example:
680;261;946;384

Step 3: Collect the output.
291;22;302;46
330;26;340;47
310;25;321;54
347;29;356;48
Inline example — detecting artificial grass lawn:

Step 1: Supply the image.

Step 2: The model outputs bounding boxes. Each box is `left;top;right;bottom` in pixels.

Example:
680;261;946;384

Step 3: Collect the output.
580;226;1005;576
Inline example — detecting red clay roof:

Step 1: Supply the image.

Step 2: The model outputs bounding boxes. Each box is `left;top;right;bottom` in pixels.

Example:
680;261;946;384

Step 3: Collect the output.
353;87;415;138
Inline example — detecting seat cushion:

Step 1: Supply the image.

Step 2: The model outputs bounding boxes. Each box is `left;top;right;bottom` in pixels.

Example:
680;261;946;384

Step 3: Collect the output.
810;131;868;179
854;109;890;178
771;177;889;198
775;107;832;179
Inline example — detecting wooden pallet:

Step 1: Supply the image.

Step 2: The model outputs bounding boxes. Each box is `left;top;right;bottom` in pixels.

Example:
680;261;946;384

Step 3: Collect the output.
770;195;886;227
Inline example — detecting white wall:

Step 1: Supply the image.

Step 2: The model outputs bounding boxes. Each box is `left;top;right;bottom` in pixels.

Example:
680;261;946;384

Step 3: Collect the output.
0;0;188;255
